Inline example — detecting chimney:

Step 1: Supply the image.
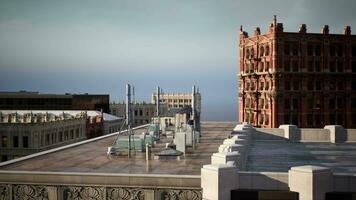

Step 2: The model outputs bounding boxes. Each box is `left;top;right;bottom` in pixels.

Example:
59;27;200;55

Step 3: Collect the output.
299;24;307;33
322;25;329;34
344;26;351;35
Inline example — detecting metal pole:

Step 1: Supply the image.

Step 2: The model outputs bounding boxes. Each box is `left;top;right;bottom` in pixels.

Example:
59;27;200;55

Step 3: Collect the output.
126;84;131;158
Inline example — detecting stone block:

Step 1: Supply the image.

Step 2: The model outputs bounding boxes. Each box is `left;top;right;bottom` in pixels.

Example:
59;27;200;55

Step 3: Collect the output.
201;164;238;200
279;125;300;141
289;165;333;200
324;125;346;143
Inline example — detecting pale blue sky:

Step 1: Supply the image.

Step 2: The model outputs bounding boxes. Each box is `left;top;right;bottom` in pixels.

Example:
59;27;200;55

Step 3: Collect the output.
0;0;355;121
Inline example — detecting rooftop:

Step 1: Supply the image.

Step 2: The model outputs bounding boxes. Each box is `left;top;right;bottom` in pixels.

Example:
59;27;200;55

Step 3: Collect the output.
0;122;234;175
247;140;356;173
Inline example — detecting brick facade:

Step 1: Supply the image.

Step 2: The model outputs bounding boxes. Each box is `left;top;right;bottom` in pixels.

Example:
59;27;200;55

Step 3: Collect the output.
238;16;356;128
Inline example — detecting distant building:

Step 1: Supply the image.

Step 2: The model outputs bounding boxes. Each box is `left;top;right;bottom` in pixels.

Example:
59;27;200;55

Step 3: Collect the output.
151;90;201;113
0;110;122;162
0;91;110;113
110;102;168;127
0;110;86;162
238;16;356;128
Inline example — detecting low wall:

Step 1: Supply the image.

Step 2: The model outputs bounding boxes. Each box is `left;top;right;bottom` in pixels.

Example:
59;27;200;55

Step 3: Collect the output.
238;171;289;190
0;171;202;200
346;129;356;142
254;128;285;140
300;128;330;142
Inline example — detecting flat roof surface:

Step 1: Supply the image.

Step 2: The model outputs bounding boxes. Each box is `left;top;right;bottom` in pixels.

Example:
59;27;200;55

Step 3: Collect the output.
247;140;356;173
0;122;234;175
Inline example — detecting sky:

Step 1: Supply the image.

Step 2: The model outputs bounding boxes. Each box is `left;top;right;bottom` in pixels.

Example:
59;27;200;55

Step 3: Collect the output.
0;0;356;121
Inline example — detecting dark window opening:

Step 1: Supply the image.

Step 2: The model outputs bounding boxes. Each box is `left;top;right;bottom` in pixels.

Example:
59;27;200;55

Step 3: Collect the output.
352;61;356;72
285;81;291;90
1;136;8;147
13;136;18;148
307;44;313;56
307;81;313;90
292;61;298;72
23;136;29;148
284;99;290;110
315;44;321;56
307;114;313;126
330;61;336;72
337;61;344;72
307;61;313;72
284;114;290;124
315;81;322;90
315;61;321;72
284;60;290;72
284;44;290;55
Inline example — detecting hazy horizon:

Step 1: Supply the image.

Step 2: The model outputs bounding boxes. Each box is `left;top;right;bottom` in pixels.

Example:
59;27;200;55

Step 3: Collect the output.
1;0;356;121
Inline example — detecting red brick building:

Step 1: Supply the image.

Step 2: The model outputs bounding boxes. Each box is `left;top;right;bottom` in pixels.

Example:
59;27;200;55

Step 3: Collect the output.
238;16;356;128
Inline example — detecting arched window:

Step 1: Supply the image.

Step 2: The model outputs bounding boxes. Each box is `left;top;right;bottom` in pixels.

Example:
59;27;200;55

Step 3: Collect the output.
265;45;270;56
246;49;250;59
260;46;265;57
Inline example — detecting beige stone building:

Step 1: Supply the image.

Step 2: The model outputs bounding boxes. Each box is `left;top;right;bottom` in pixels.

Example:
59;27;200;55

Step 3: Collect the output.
110;102;168;127
151;92;201;113
0;110;87;162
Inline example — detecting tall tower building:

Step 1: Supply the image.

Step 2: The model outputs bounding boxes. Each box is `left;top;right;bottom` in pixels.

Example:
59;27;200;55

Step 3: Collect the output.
238;16;356;128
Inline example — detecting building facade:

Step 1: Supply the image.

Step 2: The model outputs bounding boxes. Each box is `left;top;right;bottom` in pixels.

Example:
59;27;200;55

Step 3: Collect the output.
0;111;86;162
110;102;168;127
151;92;201;113
238;16;356;128
0;91;110;113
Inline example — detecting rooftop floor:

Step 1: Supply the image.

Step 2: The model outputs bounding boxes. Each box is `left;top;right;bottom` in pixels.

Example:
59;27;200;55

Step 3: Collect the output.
0;122;234;175
247;140;356;173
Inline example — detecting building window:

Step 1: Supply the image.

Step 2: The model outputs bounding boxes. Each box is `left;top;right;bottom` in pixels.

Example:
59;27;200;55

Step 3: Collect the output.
13;136;19;148
329;61;336;72
337;98;344;109
1;136;7;147
352;44;356;57
337;81;343;90
284;44;290;55
292;114;298;125
315;81;322;90
23;136;29;148
265;82;269;90
315;61;321;72
284;60;290;72
329;99;335;109
315;114;321;126
315;44;321;56
59;132;63;142
284;99;290;110
285;81;291;90
352;61;356;72
284;114;290;124
352;98;356;109
330;114;335;124
337;113;343;125
139;110;143;116
134;110;138;116
292;61;298;72
260;46;264;57
307;61;313;72
307;114;313;126
265;46;270;56
337;61;344;72
352;81;356;91
307;81;313;90
45;134;49;145
307;98;313;110
293;81;299;90
76;128;79;138
336;45;343;57
292;98;298;110
330;45;336;56
292;43;298;56
307;44;313;56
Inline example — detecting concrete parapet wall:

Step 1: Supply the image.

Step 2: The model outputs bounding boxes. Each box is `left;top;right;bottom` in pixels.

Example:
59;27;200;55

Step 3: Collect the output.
333;173;356;192
346;129;356;142
254;128;285;140
238;171;289;190
300;129;330;142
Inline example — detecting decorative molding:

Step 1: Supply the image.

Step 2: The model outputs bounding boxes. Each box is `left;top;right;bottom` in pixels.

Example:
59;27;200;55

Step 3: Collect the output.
0;184;10;200
62;186;104;200
106;187;144;200
13;185;48;200
162;189;202;200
